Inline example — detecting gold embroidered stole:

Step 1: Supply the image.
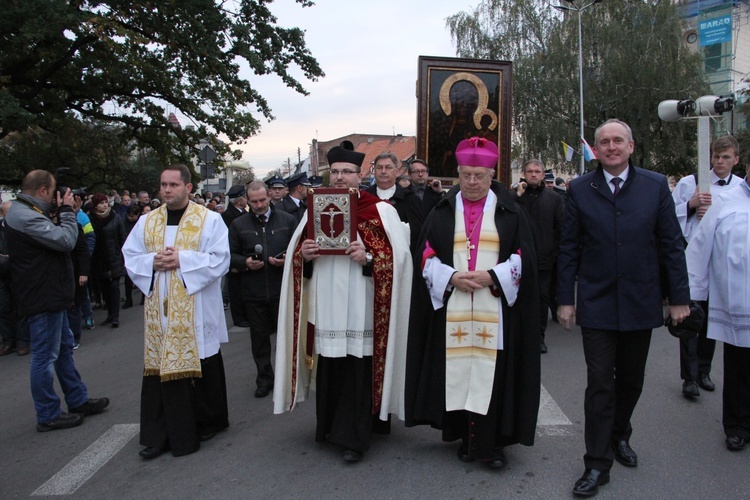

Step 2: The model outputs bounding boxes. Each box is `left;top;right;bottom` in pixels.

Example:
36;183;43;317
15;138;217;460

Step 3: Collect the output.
143;203;207;381
445;195;501;415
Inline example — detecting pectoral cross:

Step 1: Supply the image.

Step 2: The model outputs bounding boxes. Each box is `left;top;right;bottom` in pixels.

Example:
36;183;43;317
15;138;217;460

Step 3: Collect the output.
466;239;475;261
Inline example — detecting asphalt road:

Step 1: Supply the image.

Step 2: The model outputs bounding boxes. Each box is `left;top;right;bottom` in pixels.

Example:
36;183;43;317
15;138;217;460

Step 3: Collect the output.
0;302;748;499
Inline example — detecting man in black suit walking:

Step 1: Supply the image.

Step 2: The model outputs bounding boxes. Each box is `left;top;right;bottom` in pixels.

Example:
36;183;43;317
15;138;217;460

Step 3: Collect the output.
557;119;690;497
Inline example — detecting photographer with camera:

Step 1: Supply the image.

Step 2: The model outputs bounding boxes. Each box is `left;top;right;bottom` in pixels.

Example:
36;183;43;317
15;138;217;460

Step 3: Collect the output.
5;170;109;431
89;193;127;328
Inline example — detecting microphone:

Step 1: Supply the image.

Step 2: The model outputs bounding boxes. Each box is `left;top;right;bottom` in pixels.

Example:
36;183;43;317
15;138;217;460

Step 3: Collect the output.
250;244;263;261
255;244;263;254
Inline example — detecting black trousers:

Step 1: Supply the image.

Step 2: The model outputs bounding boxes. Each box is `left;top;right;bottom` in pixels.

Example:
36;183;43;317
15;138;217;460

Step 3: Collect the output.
722;343;750;439
227;273;246;326
140;352;229;457
538;269;552;342
679;300;715;381
315;355;389;453
581;328;652;471
244;300;277;390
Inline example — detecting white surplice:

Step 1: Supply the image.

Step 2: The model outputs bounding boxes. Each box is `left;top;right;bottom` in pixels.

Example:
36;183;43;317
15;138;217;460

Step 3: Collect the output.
673;170;742;242
122;208;231;359
686;179;750;347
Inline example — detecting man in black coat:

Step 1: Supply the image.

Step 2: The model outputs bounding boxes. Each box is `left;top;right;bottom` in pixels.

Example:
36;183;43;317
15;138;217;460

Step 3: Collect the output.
406;137;540;470
512;159;565;353
229;181;297;398
408;158;443;216
366;153;424;251
277;172;310;224
557;119;690;497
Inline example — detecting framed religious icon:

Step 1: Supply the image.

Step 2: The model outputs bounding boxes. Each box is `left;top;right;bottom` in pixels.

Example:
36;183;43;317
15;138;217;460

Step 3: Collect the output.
416;56;512;185
306;188;359;255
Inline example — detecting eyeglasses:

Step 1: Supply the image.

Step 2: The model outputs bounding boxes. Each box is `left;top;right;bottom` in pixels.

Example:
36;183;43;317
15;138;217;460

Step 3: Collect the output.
411;169;428;175
330;169;359;177
459;172;492;182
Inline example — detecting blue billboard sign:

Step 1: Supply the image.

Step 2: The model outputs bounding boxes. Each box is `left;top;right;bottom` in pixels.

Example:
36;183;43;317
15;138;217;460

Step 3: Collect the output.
699;14;733;46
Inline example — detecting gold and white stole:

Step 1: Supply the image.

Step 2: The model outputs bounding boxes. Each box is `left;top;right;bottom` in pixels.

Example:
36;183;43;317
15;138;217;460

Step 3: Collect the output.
445;193;502;415
142;202;207;381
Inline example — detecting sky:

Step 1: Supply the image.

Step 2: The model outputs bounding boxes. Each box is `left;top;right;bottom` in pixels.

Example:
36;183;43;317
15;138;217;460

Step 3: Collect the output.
232;0;463;178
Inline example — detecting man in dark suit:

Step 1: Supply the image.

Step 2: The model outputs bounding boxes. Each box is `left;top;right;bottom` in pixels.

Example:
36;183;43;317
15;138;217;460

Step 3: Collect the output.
366;153;424;251
557;119;691;497
408;159;443;216
277;172;310;224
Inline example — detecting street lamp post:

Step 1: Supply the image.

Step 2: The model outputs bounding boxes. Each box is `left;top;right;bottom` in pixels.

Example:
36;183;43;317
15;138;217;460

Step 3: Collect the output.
554;0;604;175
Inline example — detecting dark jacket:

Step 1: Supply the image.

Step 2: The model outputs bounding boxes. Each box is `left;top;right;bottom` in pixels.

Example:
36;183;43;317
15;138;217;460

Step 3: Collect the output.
71;224;91;306
411;184;444;216
512;184;565;270
5;194;78;316
221;204;246;228
90;210;126;279
277;195;306;224
229;208;298;301
557;165;690;331
0;218;9;279
366;184;425;251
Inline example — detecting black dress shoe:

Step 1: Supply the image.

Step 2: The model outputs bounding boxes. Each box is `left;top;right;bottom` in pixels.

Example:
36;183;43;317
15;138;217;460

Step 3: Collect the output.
101;318;112;326
254;386;271;398
573;469;609;497
342;448;363;463
457;440;474;462
70;397;110;416
726;436;747;451
139;447;164;459
540;341;548;354
36;412;84;432
484;448;507;469
698;373;715;391
122;301;133;309
612;439;638;467
200;431;217;442
682;380;700;398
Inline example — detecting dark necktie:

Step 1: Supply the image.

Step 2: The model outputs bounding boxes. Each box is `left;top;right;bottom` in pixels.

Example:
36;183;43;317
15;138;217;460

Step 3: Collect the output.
717;179;727;186
611;177;622;196
258;214;266;227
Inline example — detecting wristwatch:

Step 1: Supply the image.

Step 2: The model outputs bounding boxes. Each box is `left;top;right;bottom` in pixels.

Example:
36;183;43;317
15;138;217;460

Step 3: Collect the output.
365;252;374;266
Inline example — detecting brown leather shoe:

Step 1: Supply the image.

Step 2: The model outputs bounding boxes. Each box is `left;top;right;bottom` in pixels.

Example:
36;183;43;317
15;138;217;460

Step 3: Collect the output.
0;345;14;356
16;347;30;356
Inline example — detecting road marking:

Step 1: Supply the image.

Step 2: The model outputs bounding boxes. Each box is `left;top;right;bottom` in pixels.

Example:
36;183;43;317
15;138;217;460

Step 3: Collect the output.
32;424;139;496
537;384;574;436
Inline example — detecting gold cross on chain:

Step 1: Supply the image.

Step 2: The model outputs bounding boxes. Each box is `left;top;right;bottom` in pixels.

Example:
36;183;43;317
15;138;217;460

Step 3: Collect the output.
466;239;475;261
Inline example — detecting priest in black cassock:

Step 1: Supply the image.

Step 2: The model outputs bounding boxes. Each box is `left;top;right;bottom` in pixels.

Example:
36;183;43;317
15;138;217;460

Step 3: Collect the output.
405;137;541;469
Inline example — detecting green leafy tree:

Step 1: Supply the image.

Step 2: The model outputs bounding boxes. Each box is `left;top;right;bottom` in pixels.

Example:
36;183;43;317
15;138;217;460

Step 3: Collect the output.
447;0;709;176
1;0;323;166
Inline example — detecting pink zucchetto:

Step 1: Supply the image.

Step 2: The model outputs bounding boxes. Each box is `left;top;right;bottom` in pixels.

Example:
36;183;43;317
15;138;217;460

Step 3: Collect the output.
455;137;499;168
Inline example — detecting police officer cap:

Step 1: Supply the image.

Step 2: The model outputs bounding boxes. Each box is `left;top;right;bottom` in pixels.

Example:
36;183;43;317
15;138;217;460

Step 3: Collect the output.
226;185;246;199
265;175;286;188
665;301;705;340
287;172;312;189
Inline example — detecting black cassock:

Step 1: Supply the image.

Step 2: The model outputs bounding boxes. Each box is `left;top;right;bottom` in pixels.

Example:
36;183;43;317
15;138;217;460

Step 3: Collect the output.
405;182;541;460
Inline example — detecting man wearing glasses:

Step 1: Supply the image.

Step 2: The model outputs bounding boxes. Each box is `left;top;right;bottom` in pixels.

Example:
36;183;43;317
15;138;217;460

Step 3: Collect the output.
406;137;541;471
409;159;443;214
274;144;413;464
366;152;424;251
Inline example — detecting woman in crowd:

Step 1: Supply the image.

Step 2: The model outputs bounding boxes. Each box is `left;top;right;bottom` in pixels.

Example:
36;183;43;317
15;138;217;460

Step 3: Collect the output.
89;193;127;327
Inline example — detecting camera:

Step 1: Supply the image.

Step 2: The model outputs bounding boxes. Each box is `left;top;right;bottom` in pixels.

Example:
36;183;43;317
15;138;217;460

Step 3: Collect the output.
54;167;87;200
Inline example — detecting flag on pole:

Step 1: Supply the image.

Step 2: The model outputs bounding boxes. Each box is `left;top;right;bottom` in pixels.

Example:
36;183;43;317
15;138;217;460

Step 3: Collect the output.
581;138;597;162
561;141;575;162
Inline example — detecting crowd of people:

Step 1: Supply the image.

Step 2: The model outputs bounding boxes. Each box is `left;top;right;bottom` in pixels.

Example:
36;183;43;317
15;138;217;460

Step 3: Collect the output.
0;117;748;498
